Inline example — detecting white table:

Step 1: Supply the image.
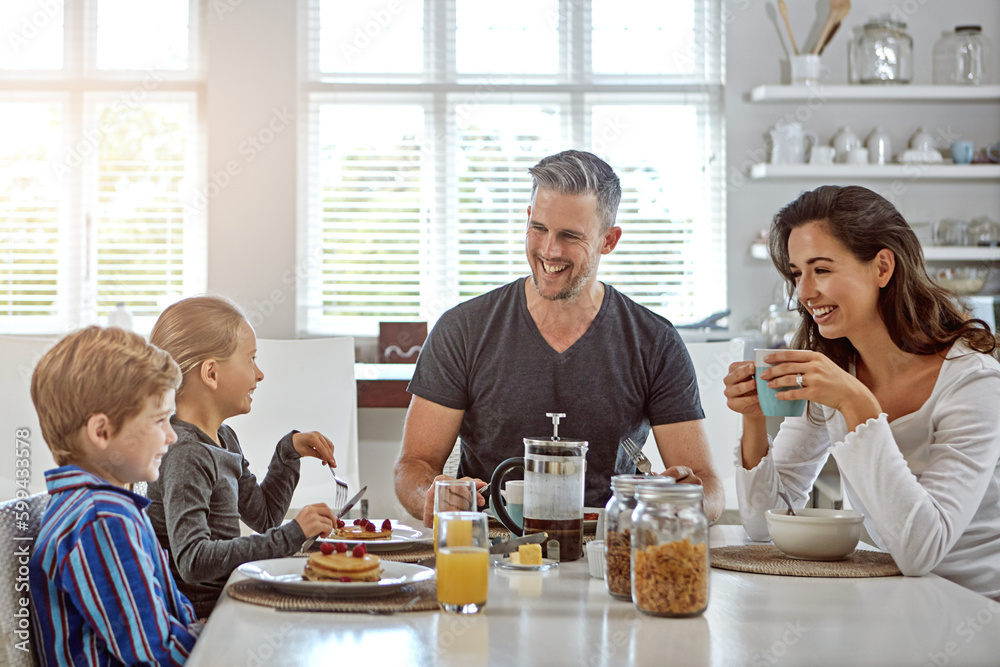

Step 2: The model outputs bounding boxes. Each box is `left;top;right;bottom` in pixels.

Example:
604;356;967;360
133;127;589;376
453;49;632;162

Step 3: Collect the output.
187;526;1000;667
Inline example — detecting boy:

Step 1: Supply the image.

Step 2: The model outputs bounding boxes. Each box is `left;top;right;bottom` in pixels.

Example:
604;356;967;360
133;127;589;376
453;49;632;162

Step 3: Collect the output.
28;326;201;666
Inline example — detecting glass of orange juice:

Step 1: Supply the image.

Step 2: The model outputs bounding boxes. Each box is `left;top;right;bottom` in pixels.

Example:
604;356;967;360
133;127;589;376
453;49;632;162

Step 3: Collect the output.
433;479;477;553
436;511;489;614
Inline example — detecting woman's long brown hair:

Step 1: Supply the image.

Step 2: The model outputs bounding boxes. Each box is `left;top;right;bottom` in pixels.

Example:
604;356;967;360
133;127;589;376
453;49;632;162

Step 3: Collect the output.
768;185;996;372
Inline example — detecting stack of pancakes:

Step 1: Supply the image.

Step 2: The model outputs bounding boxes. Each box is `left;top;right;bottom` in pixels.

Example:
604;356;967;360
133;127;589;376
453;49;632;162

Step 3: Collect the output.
332;524;392;540
303;550;381;582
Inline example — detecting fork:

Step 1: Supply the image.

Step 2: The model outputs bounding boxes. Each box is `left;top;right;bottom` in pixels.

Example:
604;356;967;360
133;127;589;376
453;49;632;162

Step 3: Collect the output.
328;466;349;514
620;437;653;475
300;466;350;551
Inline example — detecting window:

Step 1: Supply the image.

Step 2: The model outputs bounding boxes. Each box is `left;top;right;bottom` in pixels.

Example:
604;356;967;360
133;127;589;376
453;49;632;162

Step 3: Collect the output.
303;0;725;336
0;0;205;334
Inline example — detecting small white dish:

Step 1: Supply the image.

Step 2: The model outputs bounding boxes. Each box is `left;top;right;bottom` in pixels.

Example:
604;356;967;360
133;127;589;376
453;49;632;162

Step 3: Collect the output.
765;508;864;561
492;554;559;571
897;149;943;164
238;558;435;596
586;540;606;579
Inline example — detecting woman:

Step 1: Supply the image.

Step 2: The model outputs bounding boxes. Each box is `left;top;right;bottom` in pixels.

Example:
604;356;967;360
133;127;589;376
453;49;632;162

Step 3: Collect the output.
724;185;1000;600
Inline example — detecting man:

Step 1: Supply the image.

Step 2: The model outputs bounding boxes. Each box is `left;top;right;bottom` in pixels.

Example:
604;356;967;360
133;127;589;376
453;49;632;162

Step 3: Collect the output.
394;149;723;526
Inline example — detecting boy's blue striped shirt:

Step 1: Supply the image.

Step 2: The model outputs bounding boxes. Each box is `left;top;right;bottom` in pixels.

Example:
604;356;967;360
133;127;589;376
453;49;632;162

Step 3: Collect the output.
30;466;200;666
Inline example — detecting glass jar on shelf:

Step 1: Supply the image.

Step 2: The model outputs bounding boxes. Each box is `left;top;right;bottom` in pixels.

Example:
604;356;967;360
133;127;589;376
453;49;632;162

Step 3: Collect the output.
933;26;991;85
849;16;913;84
761;303;801;348
966;216;1000;247
630;482;709;617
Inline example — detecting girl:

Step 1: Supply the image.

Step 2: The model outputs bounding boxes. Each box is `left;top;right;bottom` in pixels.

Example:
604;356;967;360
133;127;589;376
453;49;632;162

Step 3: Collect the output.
724;185;1000;600
147;295;338;616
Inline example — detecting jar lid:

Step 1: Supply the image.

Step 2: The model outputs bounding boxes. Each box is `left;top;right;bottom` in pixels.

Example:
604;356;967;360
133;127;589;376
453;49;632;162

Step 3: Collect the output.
864;16;906;30
635;482;703;502
955;25;982;33
611;474;672;494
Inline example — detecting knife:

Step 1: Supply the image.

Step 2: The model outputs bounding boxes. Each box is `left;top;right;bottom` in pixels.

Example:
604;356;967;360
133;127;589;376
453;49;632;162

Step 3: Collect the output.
417;531;549;568
337;486;367;519
301;486;369;550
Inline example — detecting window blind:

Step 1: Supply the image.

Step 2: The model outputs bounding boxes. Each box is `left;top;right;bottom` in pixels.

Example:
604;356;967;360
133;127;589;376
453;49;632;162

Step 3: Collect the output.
303;0;725;336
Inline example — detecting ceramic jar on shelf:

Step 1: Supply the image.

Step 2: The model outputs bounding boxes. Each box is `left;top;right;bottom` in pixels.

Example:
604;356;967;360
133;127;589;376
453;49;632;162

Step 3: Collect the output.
865;126;892;166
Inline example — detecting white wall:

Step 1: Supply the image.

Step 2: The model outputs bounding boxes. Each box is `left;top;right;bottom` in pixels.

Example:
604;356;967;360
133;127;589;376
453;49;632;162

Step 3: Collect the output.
204;0;301;339
195;0;1000;519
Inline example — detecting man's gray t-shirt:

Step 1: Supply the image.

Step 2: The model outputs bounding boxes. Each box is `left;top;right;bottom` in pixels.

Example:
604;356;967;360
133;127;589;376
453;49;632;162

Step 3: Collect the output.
408;277;704;507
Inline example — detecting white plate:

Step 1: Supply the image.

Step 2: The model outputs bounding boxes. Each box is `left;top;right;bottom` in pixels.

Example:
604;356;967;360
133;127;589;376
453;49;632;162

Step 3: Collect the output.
316;521;433;552
238;557;435;597
492;554;559;572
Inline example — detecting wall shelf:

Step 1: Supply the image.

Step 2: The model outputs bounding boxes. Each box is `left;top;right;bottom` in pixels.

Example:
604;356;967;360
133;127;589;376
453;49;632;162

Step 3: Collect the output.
749;163;1000;180
749;243;1000;263
749;84;1000;103
923;247;1000;262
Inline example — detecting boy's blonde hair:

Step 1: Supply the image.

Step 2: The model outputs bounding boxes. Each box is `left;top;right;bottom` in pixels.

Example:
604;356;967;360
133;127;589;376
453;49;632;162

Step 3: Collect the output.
31;326;182;465
149;295;249;398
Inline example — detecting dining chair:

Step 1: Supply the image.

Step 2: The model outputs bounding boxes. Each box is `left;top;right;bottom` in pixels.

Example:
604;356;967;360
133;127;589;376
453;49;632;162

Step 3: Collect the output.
226;337;361;512
0;337;60;502
639;340;744;510
0;493;47;667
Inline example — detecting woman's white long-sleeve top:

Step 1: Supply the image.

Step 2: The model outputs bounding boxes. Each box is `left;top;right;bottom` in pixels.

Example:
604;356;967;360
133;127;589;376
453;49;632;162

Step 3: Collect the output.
736;341;1000;600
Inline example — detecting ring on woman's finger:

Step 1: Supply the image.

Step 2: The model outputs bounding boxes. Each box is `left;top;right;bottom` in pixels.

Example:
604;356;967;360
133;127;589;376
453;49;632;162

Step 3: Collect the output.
796;373;804;387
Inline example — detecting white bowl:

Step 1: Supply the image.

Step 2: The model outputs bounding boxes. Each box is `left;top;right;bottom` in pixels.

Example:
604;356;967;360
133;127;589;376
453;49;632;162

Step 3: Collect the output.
586;540;606;579
765;508;864;561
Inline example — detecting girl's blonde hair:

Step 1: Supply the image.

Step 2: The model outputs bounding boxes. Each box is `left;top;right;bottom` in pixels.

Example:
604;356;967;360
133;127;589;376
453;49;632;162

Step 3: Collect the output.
149;295;249;398
31;326;181;465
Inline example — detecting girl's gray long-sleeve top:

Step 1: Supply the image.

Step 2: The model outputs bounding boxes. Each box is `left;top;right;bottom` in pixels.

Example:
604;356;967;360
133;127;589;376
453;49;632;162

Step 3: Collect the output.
147;417;306;617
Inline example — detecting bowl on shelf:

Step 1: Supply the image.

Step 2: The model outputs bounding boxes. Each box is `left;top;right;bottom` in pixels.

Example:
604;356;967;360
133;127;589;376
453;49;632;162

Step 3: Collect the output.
765;508;864;561
932;266;990;295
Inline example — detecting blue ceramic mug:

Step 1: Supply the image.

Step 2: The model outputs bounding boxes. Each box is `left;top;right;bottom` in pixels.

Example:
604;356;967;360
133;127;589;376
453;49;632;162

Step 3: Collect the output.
951;141;975;165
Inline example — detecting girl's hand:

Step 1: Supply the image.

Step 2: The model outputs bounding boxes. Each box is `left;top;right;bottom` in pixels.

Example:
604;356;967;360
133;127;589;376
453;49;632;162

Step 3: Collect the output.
293;431;336;467
723;361;763;418
294;503;336;539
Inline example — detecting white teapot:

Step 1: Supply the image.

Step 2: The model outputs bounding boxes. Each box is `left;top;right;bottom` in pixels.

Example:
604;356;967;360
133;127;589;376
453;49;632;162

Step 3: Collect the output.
909;126;937;152
831;126;862;163
769;122;818;165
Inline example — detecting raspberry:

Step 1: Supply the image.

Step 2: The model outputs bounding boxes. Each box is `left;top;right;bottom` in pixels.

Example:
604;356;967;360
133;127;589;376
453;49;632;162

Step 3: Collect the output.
337;519;346;528
353;518;362;526
334;542;348;553
381;519;392;531
339;577;352;583
352;544;366;557
319;541;334;555
363;522;376;532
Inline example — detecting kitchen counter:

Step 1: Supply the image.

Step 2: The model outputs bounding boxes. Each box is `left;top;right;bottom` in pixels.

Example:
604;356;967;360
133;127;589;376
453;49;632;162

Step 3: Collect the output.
185;525;1000;666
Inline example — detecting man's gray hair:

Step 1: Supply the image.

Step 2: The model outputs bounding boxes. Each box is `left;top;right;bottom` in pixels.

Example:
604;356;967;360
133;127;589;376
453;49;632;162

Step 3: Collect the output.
528;150;622;233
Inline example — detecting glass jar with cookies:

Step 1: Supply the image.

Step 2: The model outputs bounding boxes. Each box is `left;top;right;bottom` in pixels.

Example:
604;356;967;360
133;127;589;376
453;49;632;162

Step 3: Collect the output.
630;482;709;617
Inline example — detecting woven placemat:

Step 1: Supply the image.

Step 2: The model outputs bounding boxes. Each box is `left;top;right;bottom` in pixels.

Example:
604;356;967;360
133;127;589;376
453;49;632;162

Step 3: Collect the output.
227;578;438;613
710;544;901;578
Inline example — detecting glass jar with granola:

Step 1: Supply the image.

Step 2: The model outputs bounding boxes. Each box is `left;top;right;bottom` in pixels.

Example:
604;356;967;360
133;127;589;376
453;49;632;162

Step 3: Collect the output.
630;482;709;617
604;474;673;600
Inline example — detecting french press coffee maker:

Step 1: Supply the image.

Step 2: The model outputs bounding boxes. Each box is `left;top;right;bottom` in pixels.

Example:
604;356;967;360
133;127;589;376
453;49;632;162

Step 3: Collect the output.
489;413;589;561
